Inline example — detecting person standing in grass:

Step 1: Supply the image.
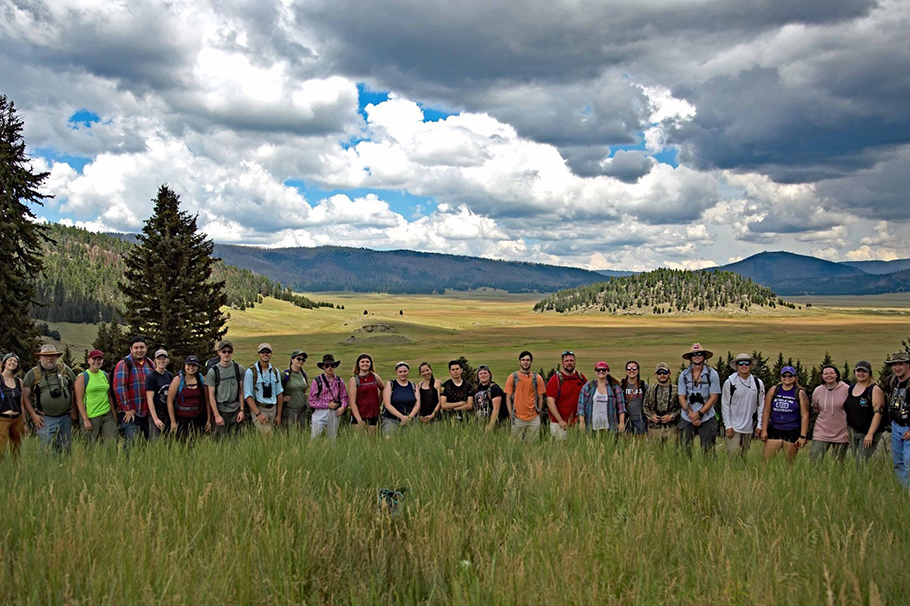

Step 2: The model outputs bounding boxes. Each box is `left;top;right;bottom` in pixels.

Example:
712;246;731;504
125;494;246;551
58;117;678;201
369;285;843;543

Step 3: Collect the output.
206;340;244;439
279;350;310;432
809;364;849;461
440;360;473;422
146;349;174;441
113;336;155;444
721;353;765;458
21;344;77;454
309;354;347;439
244;343;283;434
642;362;679;444
577;361;625;435
472;364;506;431
74;349;118;443
760;366;810;462
621;360;648;435
347;353;384;434
504;351;546;441
883;351;910;489
677;343;721;455
0;353;25;458
545;350;587;440
381;362;419;437
417;362;442;424
167;356;210;440
844;360;886;463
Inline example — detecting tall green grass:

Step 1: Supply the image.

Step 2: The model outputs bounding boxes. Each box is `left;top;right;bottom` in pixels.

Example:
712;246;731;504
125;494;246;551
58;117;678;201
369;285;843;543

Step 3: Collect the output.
1;426;903;605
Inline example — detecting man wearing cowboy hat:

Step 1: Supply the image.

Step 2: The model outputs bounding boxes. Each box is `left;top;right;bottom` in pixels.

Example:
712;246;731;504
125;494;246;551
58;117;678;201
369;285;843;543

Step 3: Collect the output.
885;351;910;490
21;344;78;453
677;342;721;455
309;354;348;439
243;343;284;434
721;353;766;458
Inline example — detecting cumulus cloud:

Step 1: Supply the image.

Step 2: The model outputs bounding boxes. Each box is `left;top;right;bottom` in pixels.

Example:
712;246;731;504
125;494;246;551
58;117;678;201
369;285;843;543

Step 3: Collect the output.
4;0;910;271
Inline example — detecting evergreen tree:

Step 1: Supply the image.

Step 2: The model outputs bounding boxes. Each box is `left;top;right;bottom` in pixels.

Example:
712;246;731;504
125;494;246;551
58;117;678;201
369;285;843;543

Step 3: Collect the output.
92;318;128;372
0;94;50;365
120;185;227;361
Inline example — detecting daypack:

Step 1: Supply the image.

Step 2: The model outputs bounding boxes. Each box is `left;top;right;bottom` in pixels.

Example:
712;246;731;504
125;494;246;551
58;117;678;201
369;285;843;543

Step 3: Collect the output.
212;362;243;393
508;371;542;414
312;374;342;399
32;363;74;413
248;363;279;396
281;368;310;389
725;374;762;431
82;369;113;400
175;371;205;413
555;372;587;399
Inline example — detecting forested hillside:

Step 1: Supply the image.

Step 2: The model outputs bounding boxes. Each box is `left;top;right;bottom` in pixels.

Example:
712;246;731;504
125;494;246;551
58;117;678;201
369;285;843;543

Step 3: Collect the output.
31;224;321;323
534;268;789;314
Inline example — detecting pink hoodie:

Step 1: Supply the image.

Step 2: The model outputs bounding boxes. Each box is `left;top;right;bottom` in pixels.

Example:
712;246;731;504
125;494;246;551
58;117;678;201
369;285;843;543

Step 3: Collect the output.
811;382;849;443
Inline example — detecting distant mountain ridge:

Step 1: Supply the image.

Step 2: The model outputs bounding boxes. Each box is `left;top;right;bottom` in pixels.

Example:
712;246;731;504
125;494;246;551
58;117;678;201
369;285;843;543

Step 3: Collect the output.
712;251;910;296
211;244;609;294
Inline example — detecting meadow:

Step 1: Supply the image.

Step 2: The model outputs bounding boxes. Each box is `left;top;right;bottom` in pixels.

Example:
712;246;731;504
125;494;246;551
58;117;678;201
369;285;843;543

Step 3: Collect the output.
8;292;908;605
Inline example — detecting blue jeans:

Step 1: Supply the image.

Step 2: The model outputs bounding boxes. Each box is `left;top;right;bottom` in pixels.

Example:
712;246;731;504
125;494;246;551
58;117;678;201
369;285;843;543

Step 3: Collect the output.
892;421;910;490
120;414;149;446
36;414;72;454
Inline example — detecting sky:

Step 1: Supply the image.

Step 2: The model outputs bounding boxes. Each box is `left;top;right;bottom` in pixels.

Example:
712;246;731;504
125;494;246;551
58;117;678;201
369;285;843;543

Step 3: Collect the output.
2;0;909;271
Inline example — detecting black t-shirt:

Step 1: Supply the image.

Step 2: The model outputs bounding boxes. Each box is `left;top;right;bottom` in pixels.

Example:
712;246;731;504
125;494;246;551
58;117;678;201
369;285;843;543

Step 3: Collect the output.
473;382;505;421
441;378;473;422
890;378;910;426
145;369;174;417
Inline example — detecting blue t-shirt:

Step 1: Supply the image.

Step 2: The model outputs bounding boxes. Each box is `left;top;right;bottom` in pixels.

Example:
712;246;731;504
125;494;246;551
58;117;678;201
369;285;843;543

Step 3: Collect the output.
385;381;416;418
770;385;801;431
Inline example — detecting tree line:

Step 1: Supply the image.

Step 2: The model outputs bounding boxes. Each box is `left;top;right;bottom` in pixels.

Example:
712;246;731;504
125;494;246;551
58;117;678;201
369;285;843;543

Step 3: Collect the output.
534;268;794;314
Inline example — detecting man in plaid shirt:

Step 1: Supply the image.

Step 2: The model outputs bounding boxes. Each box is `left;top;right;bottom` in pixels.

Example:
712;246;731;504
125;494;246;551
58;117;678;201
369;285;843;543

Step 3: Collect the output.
113;336;155;443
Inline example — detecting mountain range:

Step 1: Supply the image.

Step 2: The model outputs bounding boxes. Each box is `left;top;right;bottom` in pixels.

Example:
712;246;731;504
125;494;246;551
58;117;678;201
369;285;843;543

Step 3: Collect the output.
102;230;910;297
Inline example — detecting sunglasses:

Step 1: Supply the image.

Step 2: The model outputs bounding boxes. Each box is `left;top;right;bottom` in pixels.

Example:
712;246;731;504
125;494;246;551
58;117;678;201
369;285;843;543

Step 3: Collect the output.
690;353;705;358
220;349;233;354
259;349;272;354
595;368;608;372
626;367;638;372
737;361;751;366
656;370;670;375
294;357;306;362
562;350;575;356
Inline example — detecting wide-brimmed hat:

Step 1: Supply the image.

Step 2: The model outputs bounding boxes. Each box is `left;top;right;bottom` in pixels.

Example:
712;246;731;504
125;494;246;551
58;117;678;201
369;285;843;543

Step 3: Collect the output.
884;351;910;365
729;353;757;371
317;354;341;369
682;342;713;360
36;344;64;357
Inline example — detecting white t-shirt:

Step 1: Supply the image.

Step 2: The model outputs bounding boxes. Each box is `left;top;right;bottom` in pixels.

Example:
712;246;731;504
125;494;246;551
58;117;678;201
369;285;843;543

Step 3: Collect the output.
592;391;612;431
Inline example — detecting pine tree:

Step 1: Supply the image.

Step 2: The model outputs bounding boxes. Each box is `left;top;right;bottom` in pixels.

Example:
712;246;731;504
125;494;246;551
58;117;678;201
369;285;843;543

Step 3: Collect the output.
120;185;227;362
0;94;50;365
92;318;128;372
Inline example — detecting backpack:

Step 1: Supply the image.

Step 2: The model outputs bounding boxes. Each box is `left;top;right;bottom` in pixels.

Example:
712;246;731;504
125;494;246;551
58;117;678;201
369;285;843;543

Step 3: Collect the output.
32;363;74;413
725;374;762;431
82;369;113;399
212;362;243;393
248;363;279;392
312;374;339;399
175;371;205;413
555;372;587;399
508;371;542;414
281;368;310;389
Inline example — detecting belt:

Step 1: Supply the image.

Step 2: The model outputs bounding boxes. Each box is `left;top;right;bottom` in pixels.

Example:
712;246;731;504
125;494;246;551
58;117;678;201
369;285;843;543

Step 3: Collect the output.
257;402;276;409
1;411;21;418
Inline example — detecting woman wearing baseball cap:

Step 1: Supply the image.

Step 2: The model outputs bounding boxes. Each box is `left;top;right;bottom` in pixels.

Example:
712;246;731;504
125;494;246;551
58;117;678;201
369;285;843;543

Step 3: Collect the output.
74;350;118;443
166;356;211;440
760;366;810;461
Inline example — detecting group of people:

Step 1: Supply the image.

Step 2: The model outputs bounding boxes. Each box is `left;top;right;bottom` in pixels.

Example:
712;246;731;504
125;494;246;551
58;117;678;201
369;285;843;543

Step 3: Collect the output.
2;337;909;491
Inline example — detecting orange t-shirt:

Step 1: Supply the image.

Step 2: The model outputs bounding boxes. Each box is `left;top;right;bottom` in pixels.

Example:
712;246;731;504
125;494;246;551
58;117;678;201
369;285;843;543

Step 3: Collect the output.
504;372;546;421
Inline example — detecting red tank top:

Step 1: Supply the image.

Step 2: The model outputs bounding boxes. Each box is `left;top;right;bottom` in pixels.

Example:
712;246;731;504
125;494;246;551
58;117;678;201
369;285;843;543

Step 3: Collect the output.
176;382;205;417
355;373;381;418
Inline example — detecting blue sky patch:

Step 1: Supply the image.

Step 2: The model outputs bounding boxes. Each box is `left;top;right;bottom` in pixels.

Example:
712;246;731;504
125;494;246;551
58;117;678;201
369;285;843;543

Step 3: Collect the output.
285;179;438;217
67;109;101;129
609;132;679;167
34;147;92;174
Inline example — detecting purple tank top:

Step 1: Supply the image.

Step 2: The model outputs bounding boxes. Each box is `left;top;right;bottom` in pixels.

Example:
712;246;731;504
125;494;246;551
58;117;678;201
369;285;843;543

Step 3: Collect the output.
770;385;800;431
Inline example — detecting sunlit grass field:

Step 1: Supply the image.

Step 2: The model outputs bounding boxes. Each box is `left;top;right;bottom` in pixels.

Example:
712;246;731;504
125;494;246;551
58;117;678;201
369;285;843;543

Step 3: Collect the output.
18;292;910;604
1;424;904;605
